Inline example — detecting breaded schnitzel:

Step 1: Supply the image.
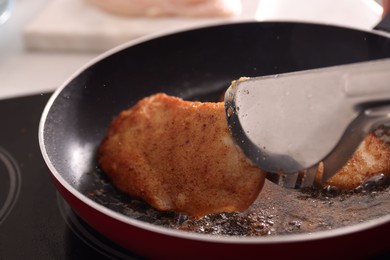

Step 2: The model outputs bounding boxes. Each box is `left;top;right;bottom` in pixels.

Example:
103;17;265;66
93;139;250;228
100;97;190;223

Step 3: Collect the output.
99;93;390;217
323;132;390;190
98;93;266;217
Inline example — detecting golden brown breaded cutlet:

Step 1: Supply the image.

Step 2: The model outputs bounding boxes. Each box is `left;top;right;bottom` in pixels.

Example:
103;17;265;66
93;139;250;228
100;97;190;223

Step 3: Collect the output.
98;93;266;217
323;132;390;190
99;92;390;217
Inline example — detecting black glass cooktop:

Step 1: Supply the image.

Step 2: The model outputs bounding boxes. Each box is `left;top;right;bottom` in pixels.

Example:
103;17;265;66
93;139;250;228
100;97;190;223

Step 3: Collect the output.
0;93;140;259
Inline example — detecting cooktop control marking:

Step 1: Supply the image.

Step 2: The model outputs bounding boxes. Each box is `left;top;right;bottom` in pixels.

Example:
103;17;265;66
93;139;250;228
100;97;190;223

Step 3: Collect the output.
0;147;22;224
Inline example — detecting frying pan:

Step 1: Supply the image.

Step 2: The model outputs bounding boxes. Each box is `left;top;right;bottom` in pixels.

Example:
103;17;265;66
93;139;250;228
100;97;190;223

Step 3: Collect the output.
39;20;390;258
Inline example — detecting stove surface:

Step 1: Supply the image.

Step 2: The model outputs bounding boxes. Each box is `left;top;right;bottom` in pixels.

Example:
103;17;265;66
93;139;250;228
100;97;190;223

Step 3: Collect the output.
0;93;140;259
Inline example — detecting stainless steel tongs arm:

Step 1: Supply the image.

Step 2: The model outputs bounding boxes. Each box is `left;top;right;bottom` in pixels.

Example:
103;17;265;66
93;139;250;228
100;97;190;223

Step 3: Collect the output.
319;105;390;183
225;58;390;188
266;105;390;188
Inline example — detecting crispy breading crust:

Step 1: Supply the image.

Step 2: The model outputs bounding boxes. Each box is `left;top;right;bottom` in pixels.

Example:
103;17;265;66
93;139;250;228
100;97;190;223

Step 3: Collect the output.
322;132;390;190
98;93;266;217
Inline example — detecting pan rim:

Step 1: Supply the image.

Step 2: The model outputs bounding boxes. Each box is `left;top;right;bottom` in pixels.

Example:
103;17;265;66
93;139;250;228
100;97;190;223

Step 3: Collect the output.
39;20;390;244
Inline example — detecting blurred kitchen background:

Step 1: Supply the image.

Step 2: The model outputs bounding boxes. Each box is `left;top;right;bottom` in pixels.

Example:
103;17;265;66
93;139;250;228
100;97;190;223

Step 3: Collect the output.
0;0;386;100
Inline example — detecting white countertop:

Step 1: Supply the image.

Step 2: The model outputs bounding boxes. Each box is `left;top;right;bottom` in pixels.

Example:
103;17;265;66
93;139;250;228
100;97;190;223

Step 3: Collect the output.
0;0;383;100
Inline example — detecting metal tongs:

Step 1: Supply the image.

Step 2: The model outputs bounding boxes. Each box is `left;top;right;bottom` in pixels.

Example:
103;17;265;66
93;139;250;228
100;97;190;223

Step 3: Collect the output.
225;58;390;188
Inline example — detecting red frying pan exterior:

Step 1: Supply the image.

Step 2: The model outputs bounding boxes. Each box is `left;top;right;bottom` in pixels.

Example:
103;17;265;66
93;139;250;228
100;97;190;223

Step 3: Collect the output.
40;21;390;258
52;174;390;259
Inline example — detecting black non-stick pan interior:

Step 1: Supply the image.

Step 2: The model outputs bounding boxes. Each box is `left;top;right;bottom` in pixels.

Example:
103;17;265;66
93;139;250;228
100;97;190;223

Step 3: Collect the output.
41;21;390;235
